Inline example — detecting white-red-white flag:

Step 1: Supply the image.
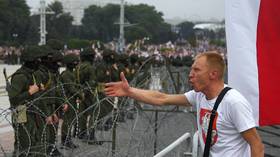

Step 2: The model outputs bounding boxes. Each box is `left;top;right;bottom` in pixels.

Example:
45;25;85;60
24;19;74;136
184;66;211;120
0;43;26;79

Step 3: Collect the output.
226;0;280;126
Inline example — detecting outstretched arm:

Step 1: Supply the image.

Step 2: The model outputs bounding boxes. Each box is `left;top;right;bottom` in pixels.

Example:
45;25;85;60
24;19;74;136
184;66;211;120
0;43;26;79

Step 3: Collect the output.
105;72;191;107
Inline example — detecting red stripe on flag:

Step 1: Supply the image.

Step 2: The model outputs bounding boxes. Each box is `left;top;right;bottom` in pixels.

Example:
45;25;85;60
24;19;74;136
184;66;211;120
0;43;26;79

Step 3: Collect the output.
257;0;280;126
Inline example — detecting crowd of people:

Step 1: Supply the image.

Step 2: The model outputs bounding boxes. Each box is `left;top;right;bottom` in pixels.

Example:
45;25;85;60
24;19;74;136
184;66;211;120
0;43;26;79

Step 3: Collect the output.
0;46;22;64
0;38;227;66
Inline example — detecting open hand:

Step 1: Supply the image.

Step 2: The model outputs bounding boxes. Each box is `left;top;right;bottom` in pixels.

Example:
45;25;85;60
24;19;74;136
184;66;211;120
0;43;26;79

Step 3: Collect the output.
105;72;130;97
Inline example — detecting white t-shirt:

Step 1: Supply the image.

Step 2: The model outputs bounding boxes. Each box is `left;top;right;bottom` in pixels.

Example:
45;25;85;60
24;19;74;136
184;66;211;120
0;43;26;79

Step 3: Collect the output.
185;87;256;157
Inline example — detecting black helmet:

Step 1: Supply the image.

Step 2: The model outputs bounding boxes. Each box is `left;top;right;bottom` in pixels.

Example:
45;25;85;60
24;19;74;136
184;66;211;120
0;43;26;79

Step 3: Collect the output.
21;46;43;62
63;54;79;64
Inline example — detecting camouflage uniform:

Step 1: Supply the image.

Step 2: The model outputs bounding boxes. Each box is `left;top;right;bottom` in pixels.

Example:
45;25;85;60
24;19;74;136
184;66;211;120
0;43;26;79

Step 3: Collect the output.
118;54;135;82
60;54;80;149
34;47;63;156
94;50;120;127
8;46;44;157
76;48;98;142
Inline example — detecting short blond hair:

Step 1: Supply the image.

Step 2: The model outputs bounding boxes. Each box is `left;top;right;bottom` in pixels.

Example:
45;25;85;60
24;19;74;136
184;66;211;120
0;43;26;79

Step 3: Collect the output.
196;51;226;80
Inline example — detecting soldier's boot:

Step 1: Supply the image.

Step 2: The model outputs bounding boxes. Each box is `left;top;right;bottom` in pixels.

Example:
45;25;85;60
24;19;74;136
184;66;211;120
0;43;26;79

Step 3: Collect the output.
77;131;88;140
87;129;103;145
72;123;78;138
47;145;63;157
61;136;78;149
103;118;113;131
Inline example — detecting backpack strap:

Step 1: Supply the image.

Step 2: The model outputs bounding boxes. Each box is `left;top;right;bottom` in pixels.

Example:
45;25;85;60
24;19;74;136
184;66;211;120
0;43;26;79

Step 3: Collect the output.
203;86;232;157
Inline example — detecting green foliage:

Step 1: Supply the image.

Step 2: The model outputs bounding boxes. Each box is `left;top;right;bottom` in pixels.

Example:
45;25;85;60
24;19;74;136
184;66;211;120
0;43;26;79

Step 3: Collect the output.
125;26;150;42
0;1;197;45
81;3;173;43
46;1;74;41
0;0;30;45
209;39;226;47
125;4;171;43
81;4;119;41
47;39;64;50
67;39;91;49
177;21;195;41
26;15;40;45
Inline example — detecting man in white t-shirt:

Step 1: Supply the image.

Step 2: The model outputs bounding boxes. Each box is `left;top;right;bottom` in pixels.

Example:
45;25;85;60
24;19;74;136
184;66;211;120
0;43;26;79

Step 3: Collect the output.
104;51;264;157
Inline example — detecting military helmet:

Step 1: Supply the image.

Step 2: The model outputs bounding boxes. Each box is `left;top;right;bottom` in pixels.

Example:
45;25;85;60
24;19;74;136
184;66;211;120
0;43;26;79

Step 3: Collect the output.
102;49;116;63
39;45;53;59
119;54;129;62
80;47;95;57
21;45;43;62
102;49;114;58
63;54;79;64
52;50;63;62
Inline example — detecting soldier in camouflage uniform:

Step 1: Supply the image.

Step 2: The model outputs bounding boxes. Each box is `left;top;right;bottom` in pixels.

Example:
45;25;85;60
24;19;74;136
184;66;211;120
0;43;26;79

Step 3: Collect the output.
95;49;120;128
8;46;44;157
129;54;143;86
118;53;135;82
47;50;64;156
60;54;80;149
117;53;136;121
76;47;100;144
35;47;63;156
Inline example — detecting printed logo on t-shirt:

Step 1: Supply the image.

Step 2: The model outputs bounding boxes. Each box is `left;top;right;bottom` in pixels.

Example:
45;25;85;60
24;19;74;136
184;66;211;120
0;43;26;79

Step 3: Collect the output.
200;108;218;146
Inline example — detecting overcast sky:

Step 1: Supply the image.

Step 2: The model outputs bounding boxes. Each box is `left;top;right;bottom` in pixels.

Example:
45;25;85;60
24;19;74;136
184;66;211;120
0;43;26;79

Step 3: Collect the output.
26;0;224;21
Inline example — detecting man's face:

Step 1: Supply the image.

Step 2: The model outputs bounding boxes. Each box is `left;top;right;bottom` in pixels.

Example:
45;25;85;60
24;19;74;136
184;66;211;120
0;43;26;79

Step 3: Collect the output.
188;56;210;92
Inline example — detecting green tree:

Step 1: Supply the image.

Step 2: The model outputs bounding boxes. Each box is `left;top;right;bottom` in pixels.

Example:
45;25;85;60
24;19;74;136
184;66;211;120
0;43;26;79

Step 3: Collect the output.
0;0;31;45
125;4;171;43
81;4;119;41
47;39;65;50
177;21;195;41
125;26;150;43
46;1;73;41
26;15;40;45
67;39;91;49
81;3;173;43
